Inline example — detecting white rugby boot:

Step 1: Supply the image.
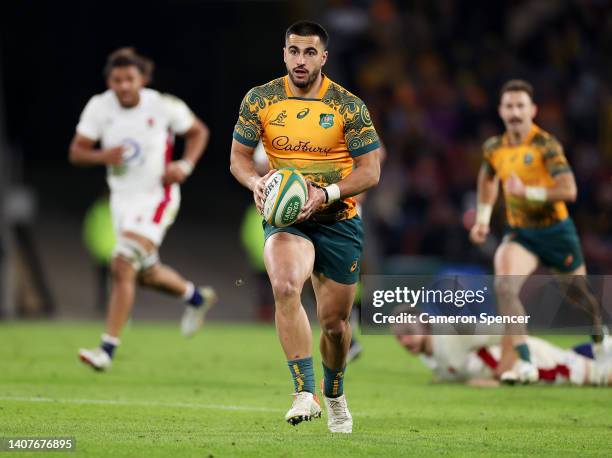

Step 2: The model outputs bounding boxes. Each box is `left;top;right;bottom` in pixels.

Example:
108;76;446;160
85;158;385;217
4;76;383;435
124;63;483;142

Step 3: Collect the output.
78;347;112;371
501;359;539;385
285;392;322;426
181;286;217;337
323;393;353;433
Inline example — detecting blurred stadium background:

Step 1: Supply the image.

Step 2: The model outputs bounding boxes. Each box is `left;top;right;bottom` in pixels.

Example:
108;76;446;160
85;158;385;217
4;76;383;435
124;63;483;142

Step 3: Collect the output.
0;0;611;321
1;2;611;455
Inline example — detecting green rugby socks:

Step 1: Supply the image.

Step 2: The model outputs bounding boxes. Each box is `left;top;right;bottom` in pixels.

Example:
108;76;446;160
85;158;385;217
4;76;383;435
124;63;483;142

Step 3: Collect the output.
515;343;531;362
323;363;345;398
288;357;315;394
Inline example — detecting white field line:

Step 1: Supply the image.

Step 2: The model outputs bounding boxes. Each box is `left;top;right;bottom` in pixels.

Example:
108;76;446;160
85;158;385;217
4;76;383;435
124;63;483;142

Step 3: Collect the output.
0;396;283;413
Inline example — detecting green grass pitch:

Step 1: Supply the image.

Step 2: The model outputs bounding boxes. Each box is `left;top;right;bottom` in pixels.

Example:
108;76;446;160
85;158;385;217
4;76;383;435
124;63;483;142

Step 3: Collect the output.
1;322;610;457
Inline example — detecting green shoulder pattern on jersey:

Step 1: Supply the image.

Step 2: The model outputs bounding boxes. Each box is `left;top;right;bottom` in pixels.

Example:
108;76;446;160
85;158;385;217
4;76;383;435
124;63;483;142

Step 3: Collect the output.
481;135;502;175
234;77;287;147
531;132;548;147
321;82;380;157
482;135;503;155
531;131;571;177
248;77;287;108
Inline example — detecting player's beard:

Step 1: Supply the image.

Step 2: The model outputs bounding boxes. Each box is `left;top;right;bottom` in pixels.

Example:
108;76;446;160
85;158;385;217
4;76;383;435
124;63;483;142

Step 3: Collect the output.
288;67;320;89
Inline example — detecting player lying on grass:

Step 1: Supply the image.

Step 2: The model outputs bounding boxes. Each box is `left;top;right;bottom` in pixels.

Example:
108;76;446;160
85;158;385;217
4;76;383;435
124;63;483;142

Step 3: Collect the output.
392;311;611;387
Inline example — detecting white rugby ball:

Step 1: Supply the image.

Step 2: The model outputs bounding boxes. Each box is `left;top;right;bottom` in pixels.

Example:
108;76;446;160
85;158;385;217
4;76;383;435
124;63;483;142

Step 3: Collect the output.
263;169;308;227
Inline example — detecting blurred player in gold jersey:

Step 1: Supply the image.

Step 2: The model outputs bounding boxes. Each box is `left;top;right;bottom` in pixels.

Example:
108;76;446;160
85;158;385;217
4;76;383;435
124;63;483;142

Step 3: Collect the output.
230;21;381;432
470;80;609;384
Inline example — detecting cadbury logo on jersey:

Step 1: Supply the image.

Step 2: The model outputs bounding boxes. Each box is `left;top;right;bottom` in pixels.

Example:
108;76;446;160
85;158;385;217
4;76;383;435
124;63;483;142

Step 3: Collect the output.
271;136;332;154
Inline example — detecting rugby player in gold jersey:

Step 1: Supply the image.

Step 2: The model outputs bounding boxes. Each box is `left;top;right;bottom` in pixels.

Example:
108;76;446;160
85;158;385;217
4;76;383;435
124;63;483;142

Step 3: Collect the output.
230;21;381;431
470;80;608;384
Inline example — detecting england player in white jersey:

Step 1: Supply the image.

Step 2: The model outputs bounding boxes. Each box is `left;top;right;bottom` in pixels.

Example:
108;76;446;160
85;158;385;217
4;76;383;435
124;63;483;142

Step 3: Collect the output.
393;317;612;387
69;48;216;371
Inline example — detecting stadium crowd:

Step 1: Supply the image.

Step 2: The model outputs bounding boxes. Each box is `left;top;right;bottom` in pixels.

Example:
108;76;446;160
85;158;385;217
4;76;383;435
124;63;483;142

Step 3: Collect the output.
320;0;612;273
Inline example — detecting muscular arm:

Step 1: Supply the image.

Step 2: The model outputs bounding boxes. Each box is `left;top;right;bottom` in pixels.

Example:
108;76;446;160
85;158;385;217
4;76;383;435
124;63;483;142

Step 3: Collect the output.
297;148;381;221
470;165;499;244
542;172;577;202
180;118;209;166
68;134;123;167
506;171;577;203
230;139;274;213
337;148;381;199
466;378;500;387
229;139;386;194
230;139;259;191
348;145;385;205
542;137;577;202
162;118;210;184
476;165;500;207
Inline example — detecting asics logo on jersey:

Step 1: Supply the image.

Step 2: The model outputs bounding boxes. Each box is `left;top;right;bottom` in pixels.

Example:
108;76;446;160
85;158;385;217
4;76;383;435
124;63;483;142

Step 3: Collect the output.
270;110;287;127
271;136;332;154
524;152;533;165
297;108;310;119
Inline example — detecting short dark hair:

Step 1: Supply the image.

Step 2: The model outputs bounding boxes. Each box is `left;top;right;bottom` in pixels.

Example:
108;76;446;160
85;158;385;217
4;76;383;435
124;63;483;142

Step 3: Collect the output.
500;79;534;102
104;47;154;81
285;20;329;49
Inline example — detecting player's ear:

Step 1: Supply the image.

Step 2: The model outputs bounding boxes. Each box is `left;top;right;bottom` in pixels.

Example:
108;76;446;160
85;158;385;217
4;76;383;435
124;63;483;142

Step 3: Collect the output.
321;50;328;66
531;103;538;119
283;47;287;64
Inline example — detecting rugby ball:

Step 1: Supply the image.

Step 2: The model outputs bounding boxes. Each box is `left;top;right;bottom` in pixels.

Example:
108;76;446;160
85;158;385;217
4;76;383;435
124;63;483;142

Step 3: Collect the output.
263;169;308;227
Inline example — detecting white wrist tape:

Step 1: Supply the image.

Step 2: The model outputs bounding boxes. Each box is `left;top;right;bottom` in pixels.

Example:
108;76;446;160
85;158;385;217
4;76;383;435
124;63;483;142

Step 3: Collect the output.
476;203;493;225
324;184;341;204
525;186;547;202
177;159;194;176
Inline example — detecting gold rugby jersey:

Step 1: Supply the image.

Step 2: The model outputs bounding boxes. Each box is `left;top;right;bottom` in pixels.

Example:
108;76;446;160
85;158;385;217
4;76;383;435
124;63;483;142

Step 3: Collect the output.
233;75;380;222
482;124;572;228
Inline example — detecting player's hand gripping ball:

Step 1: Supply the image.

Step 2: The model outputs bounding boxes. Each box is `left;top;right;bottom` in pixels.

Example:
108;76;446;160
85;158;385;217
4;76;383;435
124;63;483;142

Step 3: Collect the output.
262;169;308;227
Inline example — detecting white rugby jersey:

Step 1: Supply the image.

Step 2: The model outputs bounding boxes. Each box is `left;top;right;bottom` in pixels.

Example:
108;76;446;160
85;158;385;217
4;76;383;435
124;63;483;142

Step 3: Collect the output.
424;335;572;382
424;334;500;381
76;88;195;194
